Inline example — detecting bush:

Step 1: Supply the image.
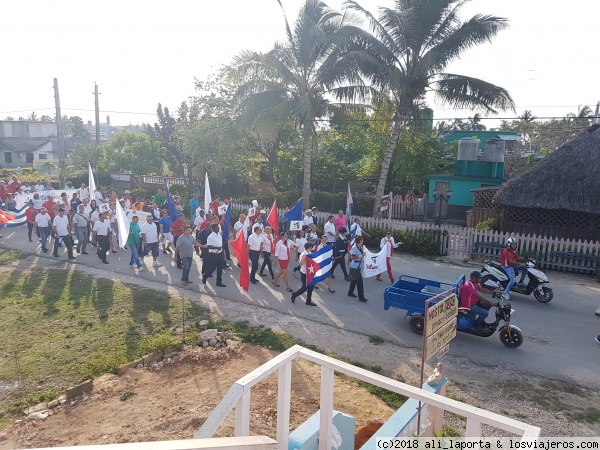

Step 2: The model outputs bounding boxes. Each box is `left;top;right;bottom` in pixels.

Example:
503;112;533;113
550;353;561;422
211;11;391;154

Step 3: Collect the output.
475;218;499;232
130;188;151;201
361;225;447;256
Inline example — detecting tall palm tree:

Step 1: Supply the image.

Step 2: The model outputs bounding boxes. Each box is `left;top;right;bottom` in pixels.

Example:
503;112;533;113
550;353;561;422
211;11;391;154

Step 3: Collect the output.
518;110;536;123
346;0;515;216
565;105;593;126
229;0;366;207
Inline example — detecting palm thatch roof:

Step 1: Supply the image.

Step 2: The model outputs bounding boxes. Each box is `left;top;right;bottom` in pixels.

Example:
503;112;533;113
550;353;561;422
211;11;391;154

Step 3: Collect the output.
494;124;600;214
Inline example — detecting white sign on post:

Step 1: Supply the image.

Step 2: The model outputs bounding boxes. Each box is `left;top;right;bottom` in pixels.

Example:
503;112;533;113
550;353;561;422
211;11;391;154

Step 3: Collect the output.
425;319;457;361
425;294;459;336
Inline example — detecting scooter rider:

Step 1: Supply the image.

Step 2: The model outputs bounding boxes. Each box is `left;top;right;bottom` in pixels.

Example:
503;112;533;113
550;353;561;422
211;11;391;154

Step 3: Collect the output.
501;238;529;301
461;270;498;330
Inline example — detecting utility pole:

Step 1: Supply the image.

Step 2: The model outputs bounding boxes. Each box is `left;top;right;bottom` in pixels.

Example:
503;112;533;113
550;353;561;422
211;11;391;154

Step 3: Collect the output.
53;78;65;185
94;83;101;145
594;101;600;125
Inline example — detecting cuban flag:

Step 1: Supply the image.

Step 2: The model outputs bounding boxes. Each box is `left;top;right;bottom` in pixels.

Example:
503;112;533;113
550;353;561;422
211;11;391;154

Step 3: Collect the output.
305;244;333;286
284;198;302;222
164;179;178;222
346;183;353;216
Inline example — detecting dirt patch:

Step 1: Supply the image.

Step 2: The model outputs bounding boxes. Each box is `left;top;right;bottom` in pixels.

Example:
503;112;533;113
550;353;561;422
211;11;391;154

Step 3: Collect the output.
0;344;396;449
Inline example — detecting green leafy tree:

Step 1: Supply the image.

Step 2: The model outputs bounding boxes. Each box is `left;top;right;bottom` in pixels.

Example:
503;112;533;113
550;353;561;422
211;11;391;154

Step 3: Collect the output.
102;131;165;176
67;143;104;172
63;116;91;140
230;0;366;207
346;0;515;216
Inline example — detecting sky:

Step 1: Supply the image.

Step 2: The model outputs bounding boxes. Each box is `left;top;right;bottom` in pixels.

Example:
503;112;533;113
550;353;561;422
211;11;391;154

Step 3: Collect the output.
1;0;598;129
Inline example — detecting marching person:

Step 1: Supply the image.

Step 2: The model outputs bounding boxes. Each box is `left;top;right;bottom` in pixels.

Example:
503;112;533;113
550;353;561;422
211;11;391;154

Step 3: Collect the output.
376;230;400;284
259;226;276;280
93;212;112;264
141;215;161;267
331;227;349;280
292;228;307;275
313;235;335;293
170;212;187;269
324;215;337;245
247;225;263;284
348;235;368;303
176;226;200;285
159;209;174;254
34;207;52;253
333;210;347;233
25;202;37;242
127;215;144;271
272;232;293;292
202;224;226;287
290;242;317;306
52;208;75;260
73;204;90;254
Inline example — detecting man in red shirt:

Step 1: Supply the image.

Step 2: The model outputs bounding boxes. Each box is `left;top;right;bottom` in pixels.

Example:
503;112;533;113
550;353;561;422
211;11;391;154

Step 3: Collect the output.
170;213;187;269
42;195;58;220
500;238;529;300
460;270;497;329
8;175;21;194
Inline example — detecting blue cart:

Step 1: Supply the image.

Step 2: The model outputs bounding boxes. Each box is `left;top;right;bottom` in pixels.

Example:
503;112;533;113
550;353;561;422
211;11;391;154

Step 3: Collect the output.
384;274;465;334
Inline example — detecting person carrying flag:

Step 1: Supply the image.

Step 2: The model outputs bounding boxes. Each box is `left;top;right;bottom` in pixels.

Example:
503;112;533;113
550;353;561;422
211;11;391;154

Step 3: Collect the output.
290;242;317;306
376;230;400;284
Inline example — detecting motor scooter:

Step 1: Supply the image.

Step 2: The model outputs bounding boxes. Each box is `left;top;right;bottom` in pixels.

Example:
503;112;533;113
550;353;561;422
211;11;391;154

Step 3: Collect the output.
480;260;553;303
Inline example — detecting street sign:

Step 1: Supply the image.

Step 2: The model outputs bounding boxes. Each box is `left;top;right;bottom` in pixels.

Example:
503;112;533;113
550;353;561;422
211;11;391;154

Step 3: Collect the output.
425;319;457;361
425;294;459;336
379;205;388;212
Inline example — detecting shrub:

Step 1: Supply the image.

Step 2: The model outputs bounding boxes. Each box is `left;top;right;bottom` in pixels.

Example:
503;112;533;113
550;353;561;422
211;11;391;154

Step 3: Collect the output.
361;225;447;256
475;218;499;232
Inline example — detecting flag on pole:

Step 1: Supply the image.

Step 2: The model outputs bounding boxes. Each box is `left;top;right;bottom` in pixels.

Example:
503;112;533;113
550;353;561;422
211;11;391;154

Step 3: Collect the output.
346;183;354;216
204;172;212;218
229;226;249;291
305;244;333;286
266;199;278;239
164;179;178;222
115;200;131;250
88;163;96;199
362;247;387;278
283;198;302;222
222;202;233;241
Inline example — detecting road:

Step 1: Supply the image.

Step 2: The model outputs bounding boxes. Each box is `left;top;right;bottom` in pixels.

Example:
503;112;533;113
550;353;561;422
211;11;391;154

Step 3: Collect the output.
1;225;599;390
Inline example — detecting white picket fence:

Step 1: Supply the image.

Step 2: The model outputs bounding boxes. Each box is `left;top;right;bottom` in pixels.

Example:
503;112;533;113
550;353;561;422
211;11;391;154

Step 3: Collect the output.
230;202;600;274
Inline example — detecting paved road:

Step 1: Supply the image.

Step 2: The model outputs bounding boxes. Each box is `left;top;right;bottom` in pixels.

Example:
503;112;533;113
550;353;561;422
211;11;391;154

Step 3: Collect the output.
1;225;599;389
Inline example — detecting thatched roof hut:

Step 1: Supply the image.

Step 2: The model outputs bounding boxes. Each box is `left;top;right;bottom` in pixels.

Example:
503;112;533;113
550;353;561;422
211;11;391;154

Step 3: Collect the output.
495;124;600;214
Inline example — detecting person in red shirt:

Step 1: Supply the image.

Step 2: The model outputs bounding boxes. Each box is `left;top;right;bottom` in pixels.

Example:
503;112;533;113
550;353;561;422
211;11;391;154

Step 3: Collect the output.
25;203;38;242
0;181;7;203
500;238;529;300
42;195;57;220
460;271;498;329
170;213;187;269
210;195;221;217
8;176;21;195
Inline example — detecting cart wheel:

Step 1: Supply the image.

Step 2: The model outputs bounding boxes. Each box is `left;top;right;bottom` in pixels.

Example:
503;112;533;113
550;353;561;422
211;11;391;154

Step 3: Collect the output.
409;316;424;335
499;326;523;348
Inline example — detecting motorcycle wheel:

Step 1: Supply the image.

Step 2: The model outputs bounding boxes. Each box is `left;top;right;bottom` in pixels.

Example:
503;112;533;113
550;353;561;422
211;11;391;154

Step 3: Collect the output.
533;286;553;303
481;274;499;290
409;316;424;335
499;327;523;348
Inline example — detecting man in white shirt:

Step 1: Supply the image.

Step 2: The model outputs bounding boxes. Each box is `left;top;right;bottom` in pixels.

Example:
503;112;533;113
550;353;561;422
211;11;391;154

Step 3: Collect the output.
303;210;314;227
323;215;337;244
79;183;89;200
35;182;45;193
350;218;371;240
34;207;52;253
141;215;161;267
73;204;90;254
234;214;247;240
203;224;227;287
247;226;263;284
376;230;400;283
93;212;111;264
52;208;75;260
259;226;276;279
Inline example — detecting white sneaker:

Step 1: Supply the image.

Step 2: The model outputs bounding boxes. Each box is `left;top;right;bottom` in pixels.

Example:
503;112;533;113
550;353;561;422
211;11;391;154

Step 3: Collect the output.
129;263;135;268
501;293;510;302
153;261;161;267
595;305;600;316
138;267;144;272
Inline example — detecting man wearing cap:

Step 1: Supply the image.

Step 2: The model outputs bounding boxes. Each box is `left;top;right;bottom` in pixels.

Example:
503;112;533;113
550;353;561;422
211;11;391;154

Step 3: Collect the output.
460;270;498;330
73;204;90;254
303;209;313;227
123;190;133;209
35;207;52;252
311;207;319;226
52;208;75;260
93;212;111;264
141;215;161;267
203;224;226;287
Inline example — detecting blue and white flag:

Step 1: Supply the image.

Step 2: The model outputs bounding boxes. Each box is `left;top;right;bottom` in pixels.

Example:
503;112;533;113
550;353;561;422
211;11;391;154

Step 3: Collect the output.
164;179;178;222
222;202;232;241
349;222;357;246
346;183;353;216
283;198;302;222
305;244;333;286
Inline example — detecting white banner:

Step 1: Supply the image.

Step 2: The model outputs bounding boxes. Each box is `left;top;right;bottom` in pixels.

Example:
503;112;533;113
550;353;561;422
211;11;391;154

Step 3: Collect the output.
115;201;131;249
362;247;388;278
14;189;78;210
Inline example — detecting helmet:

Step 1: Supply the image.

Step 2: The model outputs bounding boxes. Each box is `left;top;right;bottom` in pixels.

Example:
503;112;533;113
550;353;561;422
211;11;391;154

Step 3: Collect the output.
507;237;517;246
470;270;482;279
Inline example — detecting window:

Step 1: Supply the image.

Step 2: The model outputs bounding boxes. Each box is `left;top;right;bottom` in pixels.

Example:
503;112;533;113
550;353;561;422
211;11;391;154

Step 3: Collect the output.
26;152;34;163
4;152;12;164
38;153;48;160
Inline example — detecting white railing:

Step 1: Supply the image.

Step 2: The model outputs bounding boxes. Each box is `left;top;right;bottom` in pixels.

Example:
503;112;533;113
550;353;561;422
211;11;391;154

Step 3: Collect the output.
196;345;539;450
25;436;277;450
143;176;186;185
230;202;600;272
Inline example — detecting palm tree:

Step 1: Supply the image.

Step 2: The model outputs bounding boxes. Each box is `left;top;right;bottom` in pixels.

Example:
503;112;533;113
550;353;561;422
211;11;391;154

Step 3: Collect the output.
565;105;593;126
229;0;366;207
518;110;536;123
346;0;515;216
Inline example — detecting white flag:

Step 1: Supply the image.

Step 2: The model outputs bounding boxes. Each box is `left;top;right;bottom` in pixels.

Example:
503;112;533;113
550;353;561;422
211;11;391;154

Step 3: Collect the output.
204;172;212;215
115;201;131;250
362;247;388;278
88;163;96;199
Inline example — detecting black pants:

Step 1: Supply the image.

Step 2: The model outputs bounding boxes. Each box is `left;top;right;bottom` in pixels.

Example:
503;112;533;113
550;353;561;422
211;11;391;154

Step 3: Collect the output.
260;251;275;278
172;235;183;268
348;275;365;300
223;237;231;259
331;256;348;277
292;273;314;304
97;235;110;263
54;234;74;258
27;222;35;240
249;249;260;282
203;252;223;284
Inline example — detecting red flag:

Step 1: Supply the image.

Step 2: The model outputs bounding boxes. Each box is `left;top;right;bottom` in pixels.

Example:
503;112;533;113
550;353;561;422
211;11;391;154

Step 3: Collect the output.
0;210;15;225
229;226;249;291
267;199;278;240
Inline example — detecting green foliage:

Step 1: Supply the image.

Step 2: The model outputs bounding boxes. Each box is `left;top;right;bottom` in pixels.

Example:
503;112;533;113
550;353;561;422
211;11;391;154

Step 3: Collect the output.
62;116;90;140
67;143;104;172
475;218;499;232
137;331;181;355
130;188;151;201
362;226;447;256
102;131;165;176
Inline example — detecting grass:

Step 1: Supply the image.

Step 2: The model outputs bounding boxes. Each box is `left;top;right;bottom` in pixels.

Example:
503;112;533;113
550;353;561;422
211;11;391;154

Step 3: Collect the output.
0;250;22;264
566;408;600;423
369;335;385;345
0;263;204;423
